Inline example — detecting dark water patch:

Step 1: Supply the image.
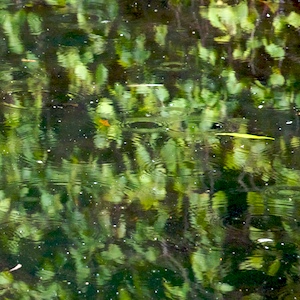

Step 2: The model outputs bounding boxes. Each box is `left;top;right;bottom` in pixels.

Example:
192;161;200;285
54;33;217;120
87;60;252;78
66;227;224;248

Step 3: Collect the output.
121;120;166;133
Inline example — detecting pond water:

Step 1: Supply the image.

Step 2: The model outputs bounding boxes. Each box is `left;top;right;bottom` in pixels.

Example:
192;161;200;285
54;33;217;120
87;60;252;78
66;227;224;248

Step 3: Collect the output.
0;0;300;299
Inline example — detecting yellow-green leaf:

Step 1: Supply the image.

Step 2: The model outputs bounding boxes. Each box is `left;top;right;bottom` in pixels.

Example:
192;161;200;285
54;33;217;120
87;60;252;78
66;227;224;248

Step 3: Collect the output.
215;133;275;140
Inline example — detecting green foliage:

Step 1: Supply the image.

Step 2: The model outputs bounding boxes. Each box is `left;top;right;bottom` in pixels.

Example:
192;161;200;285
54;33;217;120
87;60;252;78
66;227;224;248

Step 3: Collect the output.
0;0;298;299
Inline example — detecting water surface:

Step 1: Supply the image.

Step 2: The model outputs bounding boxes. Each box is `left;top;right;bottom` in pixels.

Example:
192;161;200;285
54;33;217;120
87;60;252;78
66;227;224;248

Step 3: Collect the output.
0;1;300;299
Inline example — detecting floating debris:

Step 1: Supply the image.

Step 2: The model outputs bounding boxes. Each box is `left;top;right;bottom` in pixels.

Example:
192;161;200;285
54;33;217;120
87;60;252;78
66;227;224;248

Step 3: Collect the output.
9;264;22;272
215;133;275;140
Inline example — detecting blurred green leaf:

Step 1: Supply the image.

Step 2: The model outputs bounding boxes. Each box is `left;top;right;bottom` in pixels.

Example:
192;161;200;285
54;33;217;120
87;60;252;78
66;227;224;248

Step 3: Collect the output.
27;12;42;35
239;256;264;270
102;244;124;263
269;73;285;86
95;64;108;87
286;12;300;28
96;98;116;118
267;259;281;276
154;24;168;46
161;139;177;174
264;42;285;60
164;281;189;300
0;271;13;285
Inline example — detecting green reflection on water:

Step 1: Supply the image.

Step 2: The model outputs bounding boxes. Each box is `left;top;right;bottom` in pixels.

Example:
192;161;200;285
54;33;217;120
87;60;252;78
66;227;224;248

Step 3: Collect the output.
0;0;299;299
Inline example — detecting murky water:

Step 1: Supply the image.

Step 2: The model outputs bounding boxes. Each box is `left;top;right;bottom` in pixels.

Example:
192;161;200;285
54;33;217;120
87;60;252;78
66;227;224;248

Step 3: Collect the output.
0;1;300;299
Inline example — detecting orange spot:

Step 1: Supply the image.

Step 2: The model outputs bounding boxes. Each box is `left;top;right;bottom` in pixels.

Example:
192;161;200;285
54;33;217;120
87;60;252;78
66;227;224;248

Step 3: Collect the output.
98;119;110;127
